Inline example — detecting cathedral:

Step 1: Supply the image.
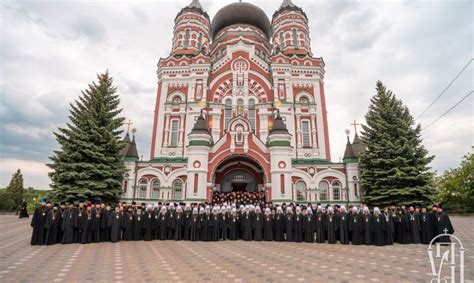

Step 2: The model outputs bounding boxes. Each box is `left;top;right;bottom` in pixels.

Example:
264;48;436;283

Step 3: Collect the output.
121;0;362;204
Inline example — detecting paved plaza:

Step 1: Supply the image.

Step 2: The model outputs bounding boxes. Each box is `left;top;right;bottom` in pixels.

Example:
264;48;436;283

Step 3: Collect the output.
0;215;472;282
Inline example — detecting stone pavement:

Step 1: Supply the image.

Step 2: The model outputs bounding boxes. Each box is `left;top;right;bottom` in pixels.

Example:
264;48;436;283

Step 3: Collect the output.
0;215;472;282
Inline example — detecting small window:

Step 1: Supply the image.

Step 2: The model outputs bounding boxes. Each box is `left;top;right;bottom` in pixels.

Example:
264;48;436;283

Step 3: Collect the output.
302;120;311;147
152;179;160;199
332;181;341;201
292;29;298;47
300;97;309;105
279;32;285;48
139;179;147;199
170;120;179;146
173;180;183;200
319;181;328;201
224;99;232;129
184;29;190;47
249;99;256;131
237;98;244;116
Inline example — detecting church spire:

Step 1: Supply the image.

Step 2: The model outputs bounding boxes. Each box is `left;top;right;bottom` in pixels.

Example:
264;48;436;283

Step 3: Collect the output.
188;0;203;10
343;136;356;161
279;0;296;9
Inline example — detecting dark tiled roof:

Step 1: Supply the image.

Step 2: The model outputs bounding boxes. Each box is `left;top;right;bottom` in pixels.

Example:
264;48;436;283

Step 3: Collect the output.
351;133;364;156
270;110;289;135
273;0;307;20
190;110;211;135
176;0;209;20
343;136;356;160
125;135;139;158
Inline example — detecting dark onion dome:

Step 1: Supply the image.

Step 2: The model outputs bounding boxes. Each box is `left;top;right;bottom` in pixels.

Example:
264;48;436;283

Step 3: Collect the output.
176;0;209;20
272;0;307;20
351;133;364;156
190;110;211;135
270;110;290;135
125;135;139;159
343;136;356;160
211;2;271;39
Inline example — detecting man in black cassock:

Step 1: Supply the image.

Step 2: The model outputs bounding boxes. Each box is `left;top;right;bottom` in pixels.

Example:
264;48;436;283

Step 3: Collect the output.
293;206;303;242
302;207;314;243
167;204;176;240
174;206;184;240
45;203;61;245
100;204;111;242
241;206;253;241
371;207;385;246
61;203;76;244
349;207;363;245
400;205;412;244
252;206;264;241
91;203;102;243
338;206;349;244
229;208;240;240
382;207;394;245
200;206;211;241
263;207;273;241
274;206;285;241
108;206;122;242
122;207;134;241
183;205;192;240
19;199;29;218
210;206;220;241
420;207;433;244
325;207;338;244
284;207;294;242
409;206;421;244
389;205;398;242
190;208;200;241
315;206;326;243
80;205;94;244
435;205;454;243
31;199;48;245
75;201;85;243
156;206;167;240
362;207;372;245
133;206;144;240
220;206;230;240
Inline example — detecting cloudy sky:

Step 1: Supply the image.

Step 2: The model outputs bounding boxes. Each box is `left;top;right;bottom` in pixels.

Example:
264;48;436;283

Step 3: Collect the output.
0;0;472;189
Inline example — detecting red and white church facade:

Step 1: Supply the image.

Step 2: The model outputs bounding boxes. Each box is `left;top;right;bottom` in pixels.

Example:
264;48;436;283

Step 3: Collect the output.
121;0;362;204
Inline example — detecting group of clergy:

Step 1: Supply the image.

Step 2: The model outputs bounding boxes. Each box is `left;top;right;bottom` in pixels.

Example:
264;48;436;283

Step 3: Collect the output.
212;191;266;207
30;199;454;246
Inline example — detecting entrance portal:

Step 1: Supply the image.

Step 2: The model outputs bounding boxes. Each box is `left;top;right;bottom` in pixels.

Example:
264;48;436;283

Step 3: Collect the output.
213;155;265;193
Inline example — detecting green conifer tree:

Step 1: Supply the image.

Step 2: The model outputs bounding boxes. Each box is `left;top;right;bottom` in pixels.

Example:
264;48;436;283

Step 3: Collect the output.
48;72;125;204
359;81;435;207
6;169;24;205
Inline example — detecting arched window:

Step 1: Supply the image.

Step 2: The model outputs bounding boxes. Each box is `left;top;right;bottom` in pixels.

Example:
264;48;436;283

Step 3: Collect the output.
237;98;244;116
279;32;285;48
170;120;179;146
300;97;309;105
197;33;203;49
301;120;311;147
184;29;190;47
292;29;298;47
172;96;181;105
173;179;183;200
224;99;232;129
138;179;147;199
318;181;328;201
152;179;160;199
332;181;341;201
232;174;247;183
296;181;306;201
248;99;256;131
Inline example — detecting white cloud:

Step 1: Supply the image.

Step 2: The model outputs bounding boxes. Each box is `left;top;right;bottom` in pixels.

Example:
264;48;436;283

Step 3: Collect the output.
0;0;471;188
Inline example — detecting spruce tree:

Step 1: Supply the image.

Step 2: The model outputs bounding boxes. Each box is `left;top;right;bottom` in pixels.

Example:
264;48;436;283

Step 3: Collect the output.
6;169;24;204
359;81;435;207
48;72;125;204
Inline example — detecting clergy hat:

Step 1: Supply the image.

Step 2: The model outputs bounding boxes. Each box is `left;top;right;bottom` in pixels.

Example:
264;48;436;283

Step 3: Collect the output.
53;203;59;207
60;201;65;206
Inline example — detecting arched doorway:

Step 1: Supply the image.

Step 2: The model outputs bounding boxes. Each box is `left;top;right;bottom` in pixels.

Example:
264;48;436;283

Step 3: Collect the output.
213;155;265;193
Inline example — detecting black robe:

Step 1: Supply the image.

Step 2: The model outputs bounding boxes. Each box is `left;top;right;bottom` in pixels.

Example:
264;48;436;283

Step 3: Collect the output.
122;212;134;241
435;212;454;243
383;213;394;245
229;214;239;240
409;212;421;244
362;214;372;245
45;209;61;245
30;206;47;245
284;214;294;242
174;213;184;240
81;210;93;244
183;212;192;240
220;213;228;240
400;211;412;244
325;214;338;244
100;209;110;242
420;212;435;244
61;208;76;244
75;208;86;243
210;213;220;241
167;211;176;240
200;214;211;241
302;214;314;243
273;214;285;241
349;213;364;245
390;211;398;242
315;213;326;243
263;215;274;241
190;215;200;241
108;211;122;242
157;212;168;240
338;213;349;244
252;213;264;241
19;201;29;218
241;212;253;241
133;212;144;240
293;214;303;242
371;214;385;246
91;209;101;243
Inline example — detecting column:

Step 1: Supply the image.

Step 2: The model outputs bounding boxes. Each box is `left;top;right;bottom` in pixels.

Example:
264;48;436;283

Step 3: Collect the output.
311;114;318;148
178;113;185;147
163;113;170;147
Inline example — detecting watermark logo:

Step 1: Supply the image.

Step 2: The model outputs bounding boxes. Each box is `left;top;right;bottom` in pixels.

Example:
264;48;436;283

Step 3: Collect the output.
427;228;465;283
